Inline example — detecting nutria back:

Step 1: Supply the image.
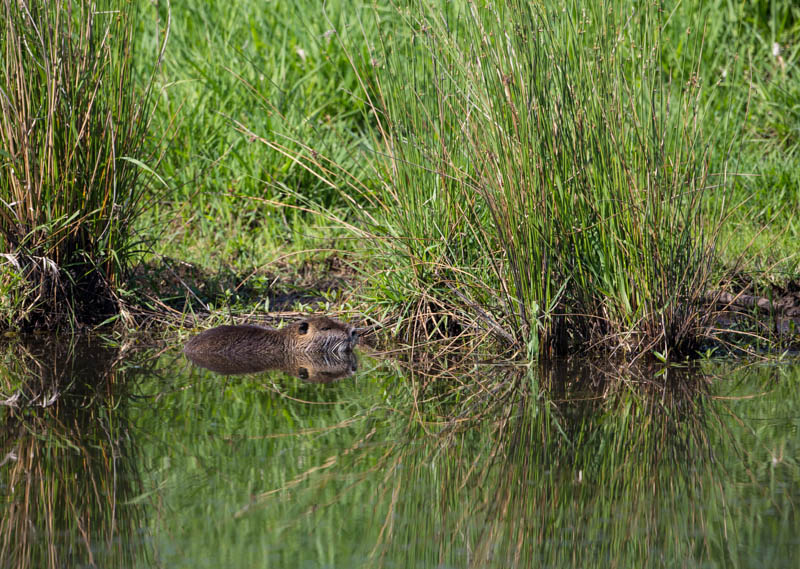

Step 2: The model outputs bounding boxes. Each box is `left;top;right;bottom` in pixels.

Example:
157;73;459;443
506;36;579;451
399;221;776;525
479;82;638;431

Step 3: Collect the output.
183;316;358;357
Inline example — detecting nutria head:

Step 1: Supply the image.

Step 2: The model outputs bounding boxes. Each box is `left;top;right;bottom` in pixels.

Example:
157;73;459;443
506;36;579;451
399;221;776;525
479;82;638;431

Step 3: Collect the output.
288;316;359;354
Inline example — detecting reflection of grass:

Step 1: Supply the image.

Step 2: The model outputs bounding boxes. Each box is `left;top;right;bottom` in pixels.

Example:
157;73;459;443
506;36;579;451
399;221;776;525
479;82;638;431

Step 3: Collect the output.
0;338;150;568
138;351;800;567
363;359;800;567
133;357;396;567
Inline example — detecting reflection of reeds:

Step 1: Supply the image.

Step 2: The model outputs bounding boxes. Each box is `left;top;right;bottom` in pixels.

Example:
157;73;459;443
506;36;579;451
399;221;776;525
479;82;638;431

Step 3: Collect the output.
0;337;150;569
179;346;798;566
359;357;783;568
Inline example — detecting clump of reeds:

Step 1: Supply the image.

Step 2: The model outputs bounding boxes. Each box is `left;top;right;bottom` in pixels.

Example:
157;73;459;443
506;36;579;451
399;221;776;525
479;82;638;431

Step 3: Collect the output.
359;1;736;359
0;0;157;328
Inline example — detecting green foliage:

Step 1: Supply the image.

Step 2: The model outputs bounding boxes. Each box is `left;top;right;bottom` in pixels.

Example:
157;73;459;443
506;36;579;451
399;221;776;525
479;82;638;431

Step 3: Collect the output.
700;0;800;276
362;1;735;357
656;0;799;278
0;260;31;327
136;0;376;265
127;0;797;352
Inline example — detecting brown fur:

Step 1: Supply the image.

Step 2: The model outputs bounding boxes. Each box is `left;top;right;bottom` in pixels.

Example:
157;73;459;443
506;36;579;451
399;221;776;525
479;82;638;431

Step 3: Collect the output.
183;316;358;357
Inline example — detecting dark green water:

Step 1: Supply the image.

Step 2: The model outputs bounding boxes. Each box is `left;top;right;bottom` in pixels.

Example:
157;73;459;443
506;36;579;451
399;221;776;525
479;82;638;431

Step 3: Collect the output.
1;337;799;568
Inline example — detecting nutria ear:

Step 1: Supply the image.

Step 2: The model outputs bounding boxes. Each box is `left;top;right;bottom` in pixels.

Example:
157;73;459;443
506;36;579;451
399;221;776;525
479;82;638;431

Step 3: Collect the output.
298;367;309;380
298;321;309;334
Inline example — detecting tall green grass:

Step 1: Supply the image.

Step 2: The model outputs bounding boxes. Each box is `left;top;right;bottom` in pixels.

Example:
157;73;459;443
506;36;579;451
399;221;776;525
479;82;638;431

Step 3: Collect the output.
0;0;158;328
358;1;738;358
125;0;796;354
694;1;800;277
135;0;376;271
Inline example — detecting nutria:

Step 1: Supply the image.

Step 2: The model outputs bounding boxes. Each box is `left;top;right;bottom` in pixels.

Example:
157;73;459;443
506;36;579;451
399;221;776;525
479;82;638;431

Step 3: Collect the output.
183;316;358;357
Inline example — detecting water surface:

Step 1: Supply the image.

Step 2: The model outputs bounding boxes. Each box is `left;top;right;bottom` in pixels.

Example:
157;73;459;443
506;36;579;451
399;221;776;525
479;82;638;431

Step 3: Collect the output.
1;337;799;568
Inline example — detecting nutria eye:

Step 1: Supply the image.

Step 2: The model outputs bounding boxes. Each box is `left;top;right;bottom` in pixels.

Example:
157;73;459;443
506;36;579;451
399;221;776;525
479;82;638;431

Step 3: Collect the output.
298;322;309;334
298;367;309;380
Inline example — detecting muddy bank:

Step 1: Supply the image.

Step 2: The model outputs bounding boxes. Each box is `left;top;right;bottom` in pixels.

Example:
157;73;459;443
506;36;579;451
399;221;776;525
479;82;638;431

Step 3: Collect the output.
127;254;358;315
710;278;800;317
5;250;798;357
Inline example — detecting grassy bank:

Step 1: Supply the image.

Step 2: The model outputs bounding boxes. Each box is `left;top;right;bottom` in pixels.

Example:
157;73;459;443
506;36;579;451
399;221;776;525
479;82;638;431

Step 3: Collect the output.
2;0;797;358
131;0;798;358
134;0;376;270
683;1;800;280
363;0;798;357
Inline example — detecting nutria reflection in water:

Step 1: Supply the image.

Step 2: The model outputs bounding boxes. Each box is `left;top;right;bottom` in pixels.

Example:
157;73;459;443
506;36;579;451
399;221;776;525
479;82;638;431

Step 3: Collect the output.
183;316;359;382
184;348;358;382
